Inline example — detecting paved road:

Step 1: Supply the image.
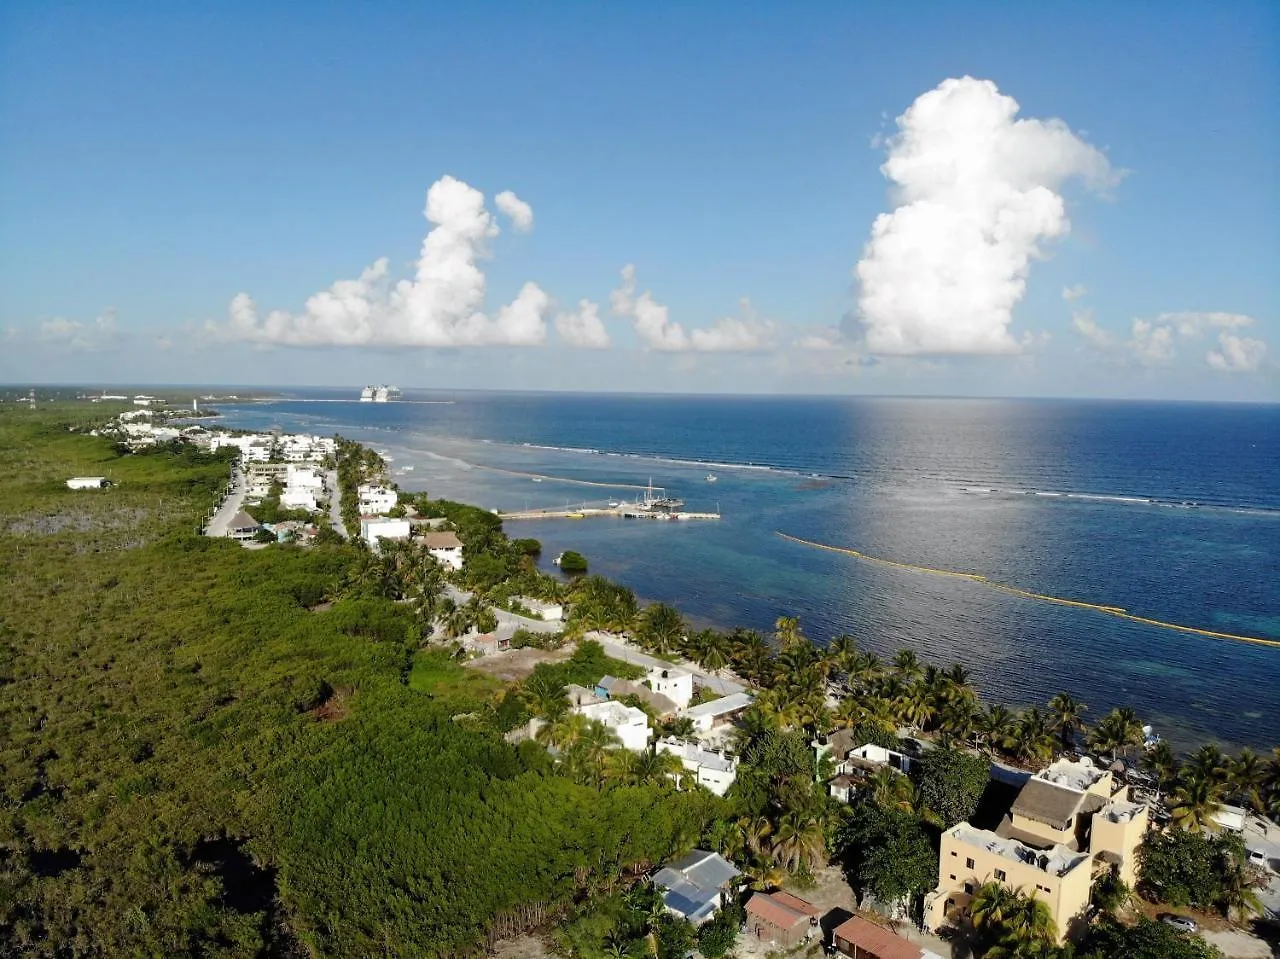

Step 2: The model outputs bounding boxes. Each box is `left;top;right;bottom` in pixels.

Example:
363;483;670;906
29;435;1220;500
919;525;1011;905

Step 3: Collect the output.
585;632;747;696
326;469;348;538
444;585;561;635
1243;814;1280;919
204;467;247;537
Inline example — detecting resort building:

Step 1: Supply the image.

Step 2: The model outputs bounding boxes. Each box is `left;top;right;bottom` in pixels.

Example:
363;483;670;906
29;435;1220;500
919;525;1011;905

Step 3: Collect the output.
652;850;740;925
574;701;652;752
361;517;411;546
357;484;398;515
66;476;108;490
418;530;464;570
595;675;679;716
744;891;820;948
680;691;755;734
832;915;944;959
925;756;1149;943
656;737;738;796
646;665;694;709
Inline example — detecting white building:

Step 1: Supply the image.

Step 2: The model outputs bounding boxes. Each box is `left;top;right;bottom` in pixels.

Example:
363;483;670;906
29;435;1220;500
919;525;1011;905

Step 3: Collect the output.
286;466;325;490
680;691;755;734
647;666;694;709
576;701;652;752
361;517;411;546
657;738;738;796
280;489;318;512
419;531;464;570
357;484;398;515
515;597;564;622
66;476;108;490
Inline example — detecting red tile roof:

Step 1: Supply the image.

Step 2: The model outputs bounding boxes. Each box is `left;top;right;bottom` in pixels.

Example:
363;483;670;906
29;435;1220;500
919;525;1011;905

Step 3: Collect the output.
746;891;819;930
832;915;923;959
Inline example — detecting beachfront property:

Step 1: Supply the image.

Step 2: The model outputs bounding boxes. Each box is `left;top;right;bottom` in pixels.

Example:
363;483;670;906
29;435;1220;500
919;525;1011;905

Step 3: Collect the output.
595;675;679;716
357;483;398;515
574;700;652;752
513;597;563;622
652;850;740;925
832;915;945;959
361;516;412;547
646;665;693;709
66;476;108;490
744;890;820;949
925;756;1149;942
680;691;755;734
417;530;464;570
656;737;738;796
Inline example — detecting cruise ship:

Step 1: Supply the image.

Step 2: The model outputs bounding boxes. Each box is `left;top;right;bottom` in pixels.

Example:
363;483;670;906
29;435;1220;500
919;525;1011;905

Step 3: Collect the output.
359;385;401;403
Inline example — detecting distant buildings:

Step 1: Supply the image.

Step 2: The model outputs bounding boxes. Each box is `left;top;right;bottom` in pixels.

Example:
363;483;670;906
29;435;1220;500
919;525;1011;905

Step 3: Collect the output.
925;756;1149;943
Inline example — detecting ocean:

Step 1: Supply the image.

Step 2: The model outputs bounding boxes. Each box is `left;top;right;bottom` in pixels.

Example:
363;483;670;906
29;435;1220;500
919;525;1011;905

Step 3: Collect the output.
215;390;1280;751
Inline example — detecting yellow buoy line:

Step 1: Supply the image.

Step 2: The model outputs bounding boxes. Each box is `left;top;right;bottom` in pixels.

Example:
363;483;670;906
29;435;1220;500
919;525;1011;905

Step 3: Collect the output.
774;531;1280;650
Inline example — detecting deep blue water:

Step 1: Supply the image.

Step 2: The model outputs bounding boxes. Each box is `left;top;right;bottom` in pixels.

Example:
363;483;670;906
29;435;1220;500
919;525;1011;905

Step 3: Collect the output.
216;390;1280;750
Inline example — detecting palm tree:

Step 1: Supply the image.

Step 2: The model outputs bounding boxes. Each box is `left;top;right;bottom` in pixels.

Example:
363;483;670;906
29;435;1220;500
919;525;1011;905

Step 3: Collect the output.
1143;740;1179;798
1187;744;1229;786
1218;859;1264;921
979;705;1018;755
891;649;922;682
1013;708;1056;767
774;615;805;651
1170;771;1225;832
868;767;914;810
728;628;774;683
738;816;773;857
1047;692;1087;751
828;634;859;672
969;881;1018;936
697;631;731;673
936;698;979;747
770;812;826;874
1089;707;1144;761
628;748;683;787
1229;748;1267;813
638;602;685;655
846;649;884;690
523;671;569;720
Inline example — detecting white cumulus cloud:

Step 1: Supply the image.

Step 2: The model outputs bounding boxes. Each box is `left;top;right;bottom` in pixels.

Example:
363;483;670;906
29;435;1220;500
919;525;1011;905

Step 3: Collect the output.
555;300;611;349
218;176;550;348
1062;284;1088;301
609;265;774;352
494;190;534;233
855;76;1118;356
1069;308;1112;349
39;309;121;352
1207;333;1266;372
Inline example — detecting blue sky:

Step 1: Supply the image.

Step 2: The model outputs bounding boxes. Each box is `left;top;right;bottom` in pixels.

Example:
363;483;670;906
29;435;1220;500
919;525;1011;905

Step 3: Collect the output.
1;1;1276;399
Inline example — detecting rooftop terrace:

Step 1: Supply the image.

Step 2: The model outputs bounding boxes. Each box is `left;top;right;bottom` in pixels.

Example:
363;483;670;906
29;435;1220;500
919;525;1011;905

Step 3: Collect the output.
952;825;1090;877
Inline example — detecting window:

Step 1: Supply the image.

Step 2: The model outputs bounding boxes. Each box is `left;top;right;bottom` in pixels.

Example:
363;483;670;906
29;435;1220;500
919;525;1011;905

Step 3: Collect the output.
963;882;974;894
994;869;1007;881
950;850;957;857
949;874;956;881
965;857;975;869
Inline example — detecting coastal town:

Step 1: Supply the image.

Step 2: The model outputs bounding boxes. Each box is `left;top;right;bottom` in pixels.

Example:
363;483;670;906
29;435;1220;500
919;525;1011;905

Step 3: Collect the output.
55;400;1280;959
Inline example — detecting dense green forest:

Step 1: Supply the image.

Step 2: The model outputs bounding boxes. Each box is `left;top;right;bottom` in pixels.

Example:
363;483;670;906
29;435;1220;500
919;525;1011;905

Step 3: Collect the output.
0;408;717;957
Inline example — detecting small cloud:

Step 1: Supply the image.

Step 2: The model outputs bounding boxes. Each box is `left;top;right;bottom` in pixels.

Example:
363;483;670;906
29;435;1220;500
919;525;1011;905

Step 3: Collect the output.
494;190;534;233
1062;284;1088;302
38;308;121;352
1207;333;1267;372
554;299;610;349
1070;308;1112;349
608;266;774;352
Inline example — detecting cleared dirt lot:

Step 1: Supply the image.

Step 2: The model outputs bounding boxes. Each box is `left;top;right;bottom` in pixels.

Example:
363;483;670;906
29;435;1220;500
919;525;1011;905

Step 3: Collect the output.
464;645;575;682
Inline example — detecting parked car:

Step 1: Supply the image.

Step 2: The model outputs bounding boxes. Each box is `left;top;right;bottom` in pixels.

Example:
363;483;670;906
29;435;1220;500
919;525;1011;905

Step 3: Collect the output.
1247;847;1269;868
1159;914;1198;933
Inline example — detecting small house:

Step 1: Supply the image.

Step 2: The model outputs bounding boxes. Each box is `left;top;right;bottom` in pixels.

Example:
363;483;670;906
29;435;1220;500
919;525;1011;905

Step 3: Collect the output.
680;691;755;734
652;850;740;925
745;891;820;948
656;737;738;796
227;511;261;541
66;476;108;490
574;701;652;752
361;517;411;546
646;665;694;709
419;530;464;570
832;915;943;959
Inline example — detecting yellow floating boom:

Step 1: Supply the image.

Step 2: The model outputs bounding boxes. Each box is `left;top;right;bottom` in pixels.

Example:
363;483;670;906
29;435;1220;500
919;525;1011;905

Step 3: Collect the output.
775;531;1280;650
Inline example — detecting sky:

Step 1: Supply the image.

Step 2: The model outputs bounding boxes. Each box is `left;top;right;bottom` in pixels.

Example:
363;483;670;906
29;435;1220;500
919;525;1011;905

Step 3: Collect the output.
1;1;1277;400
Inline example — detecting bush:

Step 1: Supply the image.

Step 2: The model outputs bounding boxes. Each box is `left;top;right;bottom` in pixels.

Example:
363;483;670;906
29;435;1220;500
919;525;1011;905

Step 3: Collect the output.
557;550;588;573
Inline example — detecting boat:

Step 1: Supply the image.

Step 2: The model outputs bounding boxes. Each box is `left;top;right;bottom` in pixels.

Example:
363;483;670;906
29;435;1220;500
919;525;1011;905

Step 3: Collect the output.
552;552;564;566
359;385;402;402
705;473;718;483
531;477;543;483
608;500;620;508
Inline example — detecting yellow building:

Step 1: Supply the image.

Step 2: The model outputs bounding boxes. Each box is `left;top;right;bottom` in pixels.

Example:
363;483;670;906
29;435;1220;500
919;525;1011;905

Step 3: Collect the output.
925;757;1149;943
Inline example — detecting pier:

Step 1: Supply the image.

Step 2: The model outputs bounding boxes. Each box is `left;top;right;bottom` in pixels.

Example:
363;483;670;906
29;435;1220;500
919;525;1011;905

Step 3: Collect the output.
497;479;719;522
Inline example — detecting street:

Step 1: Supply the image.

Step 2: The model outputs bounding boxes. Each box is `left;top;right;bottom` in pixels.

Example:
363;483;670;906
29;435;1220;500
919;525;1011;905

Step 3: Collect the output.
203;467;246;537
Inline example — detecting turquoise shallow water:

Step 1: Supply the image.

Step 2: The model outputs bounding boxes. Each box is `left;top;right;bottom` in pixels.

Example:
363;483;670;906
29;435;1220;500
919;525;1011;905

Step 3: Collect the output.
217;390;1280;750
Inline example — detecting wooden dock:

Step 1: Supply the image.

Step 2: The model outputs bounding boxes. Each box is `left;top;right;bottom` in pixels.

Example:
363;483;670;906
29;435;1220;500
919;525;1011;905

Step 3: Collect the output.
497;506;720;522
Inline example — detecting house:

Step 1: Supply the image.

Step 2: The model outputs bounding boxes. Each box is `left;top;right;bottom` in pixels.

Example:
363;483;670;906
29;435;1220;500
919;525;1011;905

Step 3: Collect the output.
595;675;679;716
656;737;738;796
464;634;510;657
280;489;318;511
227;510;261;541
925;757;1148;943
361;517;411;546
66;476;108;490
680;691;755;734
646;666;693;709
357;484;398;515
574;701;652;752
286;465;325;490
745;891;820;948
419;531;464;570
832;915;944;959
515;597;563;622
829;743;920;802
652;850;740;925
565;684;602;708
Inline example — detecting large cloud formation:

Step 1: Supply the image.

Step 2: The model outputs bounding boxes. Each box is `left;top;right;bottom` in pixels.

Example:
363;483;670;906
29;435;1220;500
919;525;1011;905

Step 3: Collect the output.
221;176;549;347
856;77;1117;355
609;265;774;352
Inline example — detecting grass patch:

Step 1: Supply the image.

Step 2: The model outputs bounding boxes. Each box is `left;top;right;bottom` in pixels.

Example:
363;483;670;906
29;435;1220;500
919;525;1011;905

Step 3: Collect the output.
408;648;506;705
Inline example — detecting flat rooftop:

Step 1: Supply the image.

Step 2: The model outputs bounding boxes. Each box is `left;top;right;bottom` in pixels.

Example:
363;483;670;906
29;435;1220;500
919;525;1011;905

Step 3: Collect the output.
951;825;1090;877
1036;757;1107;792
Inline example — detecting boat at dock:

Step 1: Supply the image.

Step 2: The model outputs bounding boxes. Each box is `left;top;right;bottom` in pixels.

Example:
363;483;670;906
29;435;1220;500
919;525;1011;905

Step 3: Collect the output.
706;473;717;482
